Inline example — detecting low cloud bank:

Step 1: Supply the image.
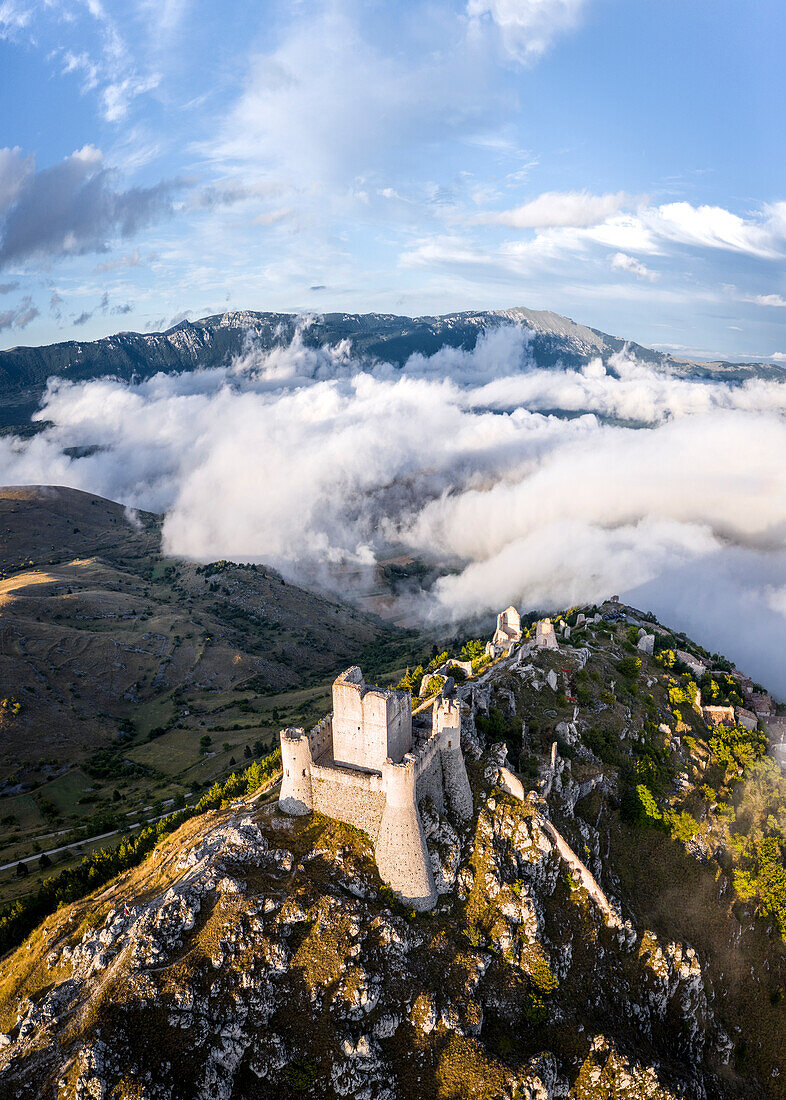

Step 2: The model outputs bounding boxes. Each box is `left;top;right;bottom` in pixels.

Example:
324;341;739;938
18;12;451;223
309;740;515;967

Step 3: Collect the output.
2;321;786;693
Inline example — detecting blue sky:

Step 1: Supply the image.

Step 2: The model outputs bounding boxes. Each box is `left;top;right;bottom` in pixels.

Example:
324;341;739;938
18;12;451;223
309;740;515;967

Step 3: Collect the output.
0;0;784;359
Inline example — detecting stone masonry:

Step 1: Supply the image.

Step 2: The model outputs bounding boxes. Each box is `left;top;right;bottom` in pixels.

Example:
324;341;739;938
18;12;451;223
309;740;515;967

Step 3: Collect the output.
535;618;559;651
279;666;473;911
493;605;522;648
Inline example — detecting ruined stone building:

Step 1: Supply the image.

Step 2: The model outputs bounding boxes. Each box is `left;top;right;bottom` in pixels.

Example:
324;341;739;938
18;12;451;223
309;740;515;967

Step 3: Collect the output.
535;618;559;651
278;666;473;911
493;606;522;648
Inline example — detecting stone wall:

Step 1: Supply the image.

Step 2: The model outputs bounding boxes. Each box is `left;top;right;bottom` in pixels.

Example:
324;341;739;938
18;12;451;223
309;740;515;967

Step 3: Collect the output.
416;750;445;813
702;705;735;728
307;715;332;762
310;763;387;841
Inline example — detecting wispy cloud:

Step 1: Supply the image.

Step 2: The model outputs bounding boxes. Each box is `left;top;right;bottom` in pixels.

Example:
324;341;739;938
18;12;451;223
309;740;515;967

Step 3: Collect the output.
93;247;142;272
0;293;38;331
0;0;31;39
748;293;786;307
474;189;628;229
610;252;657;280
467;0;590;63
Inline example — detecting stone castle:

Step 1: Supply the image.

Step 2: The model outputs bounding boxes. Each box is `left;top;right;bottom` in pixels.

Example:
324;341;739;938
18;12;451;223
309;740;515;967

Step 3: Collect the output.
278;666;473;910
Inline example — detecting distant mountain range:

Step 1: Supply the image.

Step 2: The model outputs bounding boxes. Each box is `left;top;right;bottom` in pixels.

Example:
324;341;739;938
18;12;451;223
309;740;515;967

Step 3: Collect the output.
0;307;780;432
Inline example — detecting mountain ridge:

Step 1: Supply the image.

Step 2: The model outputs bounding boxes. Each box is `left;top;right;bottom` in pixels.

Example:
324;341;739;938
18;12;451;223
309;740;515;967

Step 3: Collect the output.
0;307;780;434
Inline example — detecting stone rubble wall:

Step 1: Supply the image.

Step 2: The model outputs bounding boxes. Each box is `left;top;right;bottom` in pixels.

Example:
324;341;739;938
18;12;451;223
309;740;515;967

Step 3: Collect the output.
538;817;624;931
416;750;445;813
307;715;333;761
310;763;387;842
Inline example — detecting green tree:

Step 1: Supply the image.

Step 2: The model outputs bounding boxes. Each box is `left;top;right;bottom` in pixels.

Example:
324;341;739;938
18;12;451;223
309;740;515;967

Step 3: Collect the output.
634;784;662;824
461;639;486;662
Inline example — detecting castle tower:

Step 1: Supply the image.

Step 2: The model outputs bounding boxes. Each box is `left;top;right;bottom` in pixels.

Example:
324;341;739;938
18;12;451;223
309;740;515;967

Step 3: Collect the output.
535;618;559;650
332;666;412;770
433;697;473;820
376;757;437;912
279;727;313;815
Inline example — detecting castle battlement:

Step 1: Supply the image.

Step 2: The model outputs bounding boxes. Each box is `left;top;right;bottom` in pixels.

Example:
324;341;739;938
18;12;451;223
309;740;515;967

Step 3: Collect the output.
306;715;332;761
279;666;472;910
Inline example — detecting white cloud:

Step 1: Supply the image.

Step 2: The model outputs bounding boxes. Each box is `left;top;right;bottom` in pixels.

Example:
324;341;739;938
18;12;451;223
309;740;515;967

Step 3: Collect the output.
0;0;31;38
749;293;786;307
207;8;510;190
476;190;627;229
467;0;589;62
610;252;657;280
51;1;162;123
640;201;785;260
402;197;786;294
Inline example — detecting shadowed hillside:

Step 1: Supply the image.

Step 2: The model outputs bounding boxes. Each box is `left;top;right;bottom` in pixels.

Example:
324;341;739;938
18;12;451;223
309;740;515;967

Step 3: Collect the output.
0;486;419;911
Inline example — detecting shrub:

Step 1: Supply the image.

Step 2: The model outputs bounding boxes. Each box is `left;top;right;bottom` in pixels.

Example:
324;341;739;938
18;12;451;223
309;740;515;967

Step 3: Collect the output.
426;651;449;673
709;724;766;773
734;837;786;938
664;810;698;842
584;726;622;766
284;1059;319;1091
617;655;642;679
523;991;547;1026
633;783;662;824
421;675;446;698
669;678;700;711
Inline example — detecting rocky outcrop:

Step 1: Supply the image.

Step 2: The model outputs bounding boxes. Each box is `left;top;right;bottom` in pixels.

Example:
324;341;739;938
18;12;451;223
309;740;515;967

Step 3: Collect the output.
0;616;777;1100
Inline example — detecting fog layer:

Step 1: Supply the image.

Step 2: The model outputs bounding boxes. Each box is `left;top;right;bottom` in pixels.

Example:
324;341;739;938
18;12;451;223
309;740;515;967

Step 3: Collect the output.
2;322;785;692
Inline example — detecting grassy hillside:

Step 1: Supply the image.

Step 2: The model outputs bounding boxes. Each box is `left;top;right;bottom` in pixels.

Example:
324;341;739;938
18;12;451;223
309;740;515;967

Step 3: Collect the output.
0;486;425;912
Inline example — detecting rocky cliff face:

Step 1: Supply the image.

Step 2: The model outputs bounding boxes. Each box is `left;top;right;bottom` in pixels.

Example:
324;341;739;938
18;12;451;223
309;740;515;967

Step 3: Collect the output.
0;606;783;1099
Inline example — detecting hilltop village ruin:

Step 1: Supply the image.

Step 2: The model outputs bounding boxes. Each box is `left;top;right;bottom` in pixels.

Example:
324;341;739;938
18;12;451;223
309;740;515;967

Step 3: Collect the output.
280;600;786;908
